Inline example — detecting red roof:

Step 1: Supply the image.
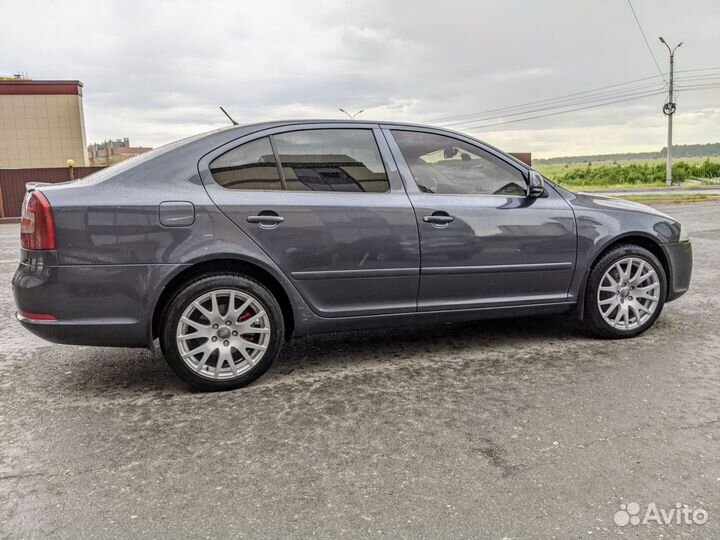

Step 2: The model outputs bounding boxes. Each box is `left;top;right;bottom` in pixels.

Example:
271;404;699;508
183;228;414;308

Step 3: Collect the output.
0;80;83;96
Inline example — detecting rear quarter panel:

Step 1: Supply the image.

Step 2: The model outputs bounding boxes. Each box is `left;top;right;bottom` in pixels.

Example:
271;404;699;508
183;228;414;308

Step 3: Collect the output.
32;126;319;342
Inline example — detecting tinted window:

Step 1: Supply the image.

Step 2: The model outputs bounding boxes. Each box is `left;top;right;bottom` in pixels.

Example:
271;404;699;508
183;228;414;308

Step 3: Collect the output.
210;137;282;190
273;129;389;192
392;130;527;196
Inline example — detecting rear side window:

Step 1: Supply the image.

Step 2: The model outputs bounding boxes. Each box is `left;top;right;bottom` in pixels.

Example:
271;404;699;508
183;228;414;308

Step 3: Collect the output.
273;129;389;192
209;137;282;190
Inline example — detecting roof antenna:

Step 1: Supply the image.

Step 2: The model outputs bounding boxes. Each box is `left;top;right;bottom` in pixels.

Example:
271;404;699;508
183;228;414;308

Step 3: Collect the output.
219;106;238;126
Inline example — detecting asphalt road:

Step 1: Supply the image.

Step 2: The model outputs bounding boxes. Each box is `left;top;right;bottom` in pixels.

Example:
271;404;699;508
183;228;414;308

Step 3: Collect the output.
1;203;719;539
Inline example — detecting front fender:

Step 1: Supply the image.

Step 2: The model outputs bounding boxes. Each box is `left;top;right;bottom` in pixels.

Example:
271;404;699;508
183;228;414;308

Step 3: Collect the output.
561;191;683;316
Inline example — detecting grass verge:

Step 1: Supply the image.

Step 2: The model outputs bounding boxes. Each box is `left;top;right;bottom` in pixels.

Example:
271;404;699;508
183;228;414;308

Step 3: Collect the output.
561;182;668;191
615;193;720;205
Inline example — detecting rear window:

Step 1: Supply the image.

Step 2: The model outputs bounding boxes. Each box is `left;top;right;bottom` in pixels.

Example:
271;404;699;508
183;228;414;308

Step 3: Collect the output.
273;129;389;192
209;129;390;193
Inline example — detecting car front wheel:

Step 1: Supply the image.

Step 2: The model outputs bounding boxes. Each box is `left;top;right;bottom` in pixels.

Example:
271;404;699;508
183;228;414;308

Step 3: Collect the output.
583;244;667;339
160;273;284;391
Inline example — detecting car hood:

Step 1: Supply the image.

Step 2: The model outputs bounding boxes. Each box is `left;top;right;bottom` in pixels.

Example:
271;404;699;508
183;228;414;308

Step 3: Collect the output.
571;191;675;220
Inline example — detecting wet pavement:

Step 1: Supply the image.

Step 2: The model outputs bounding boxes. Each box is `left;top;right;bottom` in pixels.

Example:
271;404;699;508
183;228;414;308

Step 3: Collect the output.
1;203;719;539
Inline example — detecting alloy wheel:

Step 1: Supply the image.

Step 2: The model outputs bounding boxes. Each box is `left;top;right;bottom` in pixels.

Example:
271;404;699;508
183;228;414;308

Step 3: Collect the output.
176;289;271;380
597;257;660;331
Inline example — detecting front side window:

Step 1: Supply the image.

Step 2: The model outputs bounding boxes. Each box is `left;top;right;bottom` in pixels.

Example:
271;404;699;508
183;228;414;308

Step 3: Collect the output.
209;137;282;190
273;129;390;192
391;130;527;196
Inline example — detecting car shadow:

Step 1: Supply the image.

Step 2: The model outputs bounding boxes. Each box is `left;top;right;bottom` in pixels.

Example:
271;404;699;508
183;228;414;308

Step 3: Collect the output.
285;313;579;358
58;313;587;395
267;313;586;377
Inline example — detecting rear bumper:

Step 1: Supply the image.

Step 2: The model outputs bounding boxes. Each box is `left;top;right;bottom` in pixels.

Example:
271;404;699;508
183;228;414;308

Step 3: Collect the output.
663;240;692;302
16;312;148;347
12;249;182;348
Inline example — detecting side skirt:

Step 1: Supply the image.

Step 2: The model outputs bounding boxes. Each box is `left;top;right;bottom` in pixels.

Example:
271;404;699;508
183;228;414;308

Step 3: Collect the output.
293;301;576;337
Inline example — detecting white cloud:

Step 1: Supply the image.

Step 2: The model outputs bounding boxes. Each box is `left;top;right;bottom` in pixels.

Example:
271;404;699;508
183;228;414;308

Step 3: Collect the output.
1;0;718;157
490;68;559;81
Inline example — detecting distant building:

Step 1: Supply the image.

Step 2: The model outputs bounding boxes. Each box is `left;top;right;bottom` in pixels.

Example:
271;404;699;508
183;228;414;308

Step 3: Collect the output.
87;138;152;166
0;77;89;168
509;153;532;166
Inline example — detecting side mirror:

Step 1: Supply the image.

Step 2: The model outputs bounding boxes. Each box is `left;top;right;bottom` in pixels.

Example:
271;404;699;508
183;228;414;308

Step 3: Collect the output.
527;171;545;198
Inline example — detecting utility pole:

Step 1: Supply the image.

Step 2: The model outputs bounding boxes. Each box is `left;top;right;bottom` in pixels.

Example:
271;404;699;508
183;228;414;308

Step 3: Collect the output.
659;37;682;186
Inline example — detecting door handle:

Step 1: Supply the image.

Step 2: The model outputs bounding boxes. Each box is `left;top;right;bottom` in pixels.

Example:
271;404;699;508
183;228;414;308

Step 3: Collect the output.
423;213;454;225
247;213;285;226
247;215;284;224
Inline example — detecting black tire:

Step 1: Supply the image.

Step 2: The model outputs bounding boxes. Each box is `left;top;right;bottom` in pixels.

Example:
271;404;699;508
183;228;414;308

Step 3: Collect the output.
582;244;667;339
160;273;284;391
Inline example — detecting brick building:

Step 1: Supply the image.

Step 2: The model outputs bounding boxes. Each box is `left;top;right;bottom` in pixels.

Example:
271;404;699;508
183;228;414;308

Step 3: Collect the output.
87;137;152;166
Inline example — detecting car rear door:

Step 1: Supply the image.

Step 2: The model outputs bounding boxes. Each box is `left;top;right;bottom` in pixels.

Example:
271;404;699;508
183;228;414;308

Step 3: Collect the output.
383;126;576;311
199;124;419;318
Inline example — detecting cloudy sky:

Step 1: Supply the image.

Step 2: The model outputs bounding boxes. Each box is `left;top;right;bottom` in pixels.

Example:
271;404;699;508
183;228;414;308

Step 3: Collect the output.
3;0;719;157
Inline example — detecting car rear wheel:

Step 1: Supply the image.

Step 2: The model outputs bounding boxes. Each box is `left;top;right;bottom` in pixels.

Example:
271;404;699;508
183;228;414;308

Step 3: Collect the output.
160;273;284;391
583;244;667;339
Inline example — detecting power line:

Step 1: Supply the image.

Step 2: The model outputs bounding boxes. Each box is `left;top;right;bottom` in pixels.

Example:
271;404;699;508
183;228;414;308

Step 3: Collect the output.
428;69;720;126
422;64;720;132
676;74;720;83
677;72;720;79
676;82;720;90
676;81;720;90
676;66;720;74
423;83;717;135
428;74;666;124
626;0;668;85
440;84;666;127
440;85;666;127
458;90;666;130
457;83;718;132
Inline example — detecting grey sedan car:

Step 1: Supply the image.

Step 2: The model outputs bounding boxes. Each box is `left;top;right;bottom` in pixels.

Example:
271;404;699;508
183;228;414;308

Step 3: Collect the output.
13;121;692;390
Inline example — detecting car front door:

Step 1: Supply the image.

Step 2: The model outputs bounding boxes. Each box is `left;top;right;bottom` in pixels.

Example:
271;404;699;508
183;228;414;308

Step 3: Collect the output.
199;125;419;318
384;127;576;311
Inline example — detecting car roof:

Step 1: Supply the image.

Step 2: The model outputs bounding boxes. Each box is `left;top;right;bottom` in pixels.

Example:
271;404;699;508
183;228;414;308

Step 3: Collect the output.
222;118;438;131
216;119;531;171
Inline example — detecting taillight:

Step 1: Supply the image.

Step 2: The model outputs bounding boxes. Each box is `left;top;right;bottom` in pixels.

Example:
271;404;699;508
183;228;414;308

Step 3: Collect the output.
20;191;56;250
18;310;57;321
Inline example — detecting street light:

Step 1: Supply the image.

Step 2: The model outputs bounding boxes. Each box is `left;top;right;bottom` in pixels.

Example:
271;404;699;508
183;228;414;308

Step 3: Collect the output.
659;37;683;185
339;108;364;119
66;158;75;180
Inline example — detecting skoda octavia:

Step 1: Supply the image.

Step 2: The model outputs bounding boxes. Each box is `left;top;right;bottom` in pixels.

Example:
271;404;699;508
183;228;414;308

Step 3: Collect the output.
13;121;692;390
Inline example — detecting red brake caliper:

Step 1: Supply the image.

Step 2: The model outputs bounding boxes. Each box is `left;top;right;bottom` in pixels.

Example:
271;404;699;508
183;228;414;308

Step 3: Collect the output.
238;310;257;342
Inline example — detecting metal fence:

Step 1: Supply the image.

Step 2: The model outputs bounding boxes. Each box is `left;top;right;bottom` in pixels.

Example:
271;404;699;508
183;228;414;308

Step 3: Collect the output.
0;167;104;218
